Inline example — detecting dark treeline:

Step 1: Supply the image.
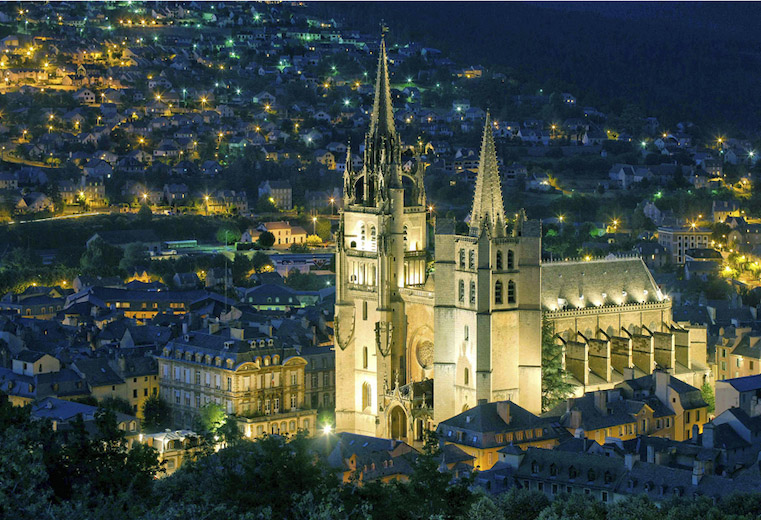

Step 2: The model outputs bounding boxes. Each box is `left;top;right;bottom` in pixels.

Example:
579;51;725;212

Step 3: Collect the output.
314;2;761;133
3;393;761;520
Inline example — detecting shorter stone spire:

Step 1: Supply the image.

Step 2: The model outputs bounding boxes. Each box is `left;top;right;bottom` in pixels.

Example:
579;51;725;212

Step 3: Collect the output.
469;111;506;237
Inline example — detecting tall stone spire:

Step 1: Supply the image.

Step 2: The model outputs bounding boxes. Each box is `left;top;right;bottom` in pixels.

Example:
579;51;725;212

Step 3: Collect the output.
470;112;506;237
369;35;395;139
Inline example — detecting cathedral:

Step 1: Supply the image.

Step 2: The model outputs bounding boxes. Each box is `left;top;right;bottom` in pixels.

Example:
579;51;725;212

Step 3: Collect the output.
334;38;711;442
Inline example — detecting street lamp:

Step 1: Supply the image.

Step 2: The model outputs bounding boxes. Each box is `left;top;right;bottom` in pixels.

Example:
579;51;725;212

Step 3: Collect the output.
312;216;317;235
329;197;335;215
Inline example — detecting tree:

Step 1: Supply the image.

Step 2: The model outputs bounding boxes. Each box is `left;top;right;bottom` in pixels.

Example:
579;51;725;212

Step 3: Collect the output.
316;219;332;242
289;242;309;253
498;487;550;520
701;382;715;414
80;237;124;276
306;234;323;246
196;402;226;433
537;493;606;520
119;242;149;272
216;226;241;245
541;317;574;411
258;231;275;248
232;253;252;284
217;416;242;445
99;397;133;416
142;395;172;433
251;251;274;273
137;203;153;223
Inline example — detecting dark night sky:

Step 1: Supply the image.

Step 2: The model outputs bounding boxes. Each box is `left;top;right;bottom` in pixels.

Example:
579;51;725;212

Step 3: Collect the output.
318;2;761;132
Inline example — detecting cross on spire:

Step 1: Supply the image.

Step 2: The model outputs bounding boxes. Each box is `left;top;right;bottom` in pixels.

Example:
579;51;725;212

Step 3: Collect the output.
470;111;506;237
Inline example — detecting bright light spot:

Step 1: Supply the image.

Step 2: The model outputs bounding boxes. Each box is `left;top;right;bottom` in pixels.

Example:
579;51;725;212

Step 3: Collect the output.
322;424;332;435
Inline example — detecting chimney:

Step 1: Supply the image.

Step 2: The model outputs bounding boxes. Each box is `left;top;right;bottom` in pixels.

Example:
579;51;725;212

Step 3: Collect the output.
569;409;582;430
654;369;670;404
477;398;488;406
230;327;244;340
209;321;220;335
625;452;639;470
692;424;700;444
692;460;705;486
496;401;511;425
594;391;608;414
702;423;714;449
646;444;655;463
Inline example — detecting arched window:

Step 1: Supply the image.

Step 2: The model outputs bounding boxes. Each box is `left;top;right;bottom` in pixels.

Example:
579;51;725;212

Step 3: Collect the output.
496;250;503;270
495;281;503;304
550;464;559;476
362;382;372;410
370;226;377;251
588;469;596;482
458;280;465;303
507;250;515;269
569;466;577;479
459;249;465;268
469;250;475;269
464;367;469;386
403;225;409;251
508;280;516;304
360;225;366;247
469;281;476;305
363;346;368;369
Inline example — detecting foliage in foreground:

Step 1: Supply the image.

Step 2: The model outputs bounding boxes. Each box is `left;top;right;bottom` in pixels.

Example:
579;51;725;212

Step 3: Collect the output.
4;392;761;519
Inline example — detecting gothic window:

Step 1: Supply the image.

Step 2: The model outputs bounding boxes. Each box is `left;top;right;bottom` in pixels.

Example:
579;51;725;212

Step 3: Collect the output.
508;280;516;303
464;367;469;386
360;225;366;248
550;464;558;476
362;382;372;410
495;281;503;304
459;249;465;268
458;280;465;303
403;225;409;251
469;250;475;269
370;226;377;251
363;346;368;369
507;250;515;269
569;466;578;479
496;250;503;270
470;281;476;305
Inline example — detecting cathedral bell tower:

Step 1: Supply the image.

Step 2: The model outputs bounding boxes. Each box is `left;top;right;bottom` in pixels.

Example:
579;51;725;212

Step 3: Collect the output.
335;35;428;439
433;114;543;422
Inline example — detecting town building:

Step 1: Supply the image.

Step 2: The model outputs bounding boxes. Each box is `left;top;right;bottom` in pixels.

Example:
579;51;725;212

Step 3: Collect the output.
157;325;314;431
258;180;293;210
657;225;713;264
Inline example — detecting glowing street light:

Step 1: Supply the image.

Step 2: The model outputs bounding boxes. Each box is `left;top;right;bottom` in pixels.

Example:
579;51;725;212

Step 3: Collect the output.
322;424;332;435
312;216;317;235
329;197;335;215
